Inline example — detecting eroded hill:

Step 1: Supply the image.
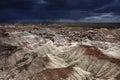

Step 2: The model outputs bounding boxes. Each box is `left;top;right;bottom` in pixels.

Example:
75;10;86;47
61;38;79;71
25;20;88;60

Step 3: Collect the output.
0;24;120;80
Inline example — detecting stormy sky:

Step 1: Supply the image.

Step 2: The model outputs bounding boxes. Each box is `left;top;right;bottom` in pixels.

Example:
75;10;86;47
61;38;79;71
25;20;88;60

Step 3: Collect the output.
0;0;120;23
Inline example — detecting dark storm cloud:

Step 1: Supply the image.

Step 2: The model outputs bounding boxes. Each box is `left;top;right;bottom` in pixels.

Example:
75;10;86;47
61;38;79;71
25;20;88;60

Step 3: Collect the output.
0;0;120;22
0;0;36;9
93;0;120;13
47;0;113;11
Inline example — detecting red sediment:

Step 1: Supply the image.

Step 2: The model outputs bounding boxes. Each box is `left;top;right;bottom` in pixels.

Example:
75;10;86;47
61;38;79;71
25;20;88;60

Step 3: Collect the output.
81;45;120;66
33;66;74;80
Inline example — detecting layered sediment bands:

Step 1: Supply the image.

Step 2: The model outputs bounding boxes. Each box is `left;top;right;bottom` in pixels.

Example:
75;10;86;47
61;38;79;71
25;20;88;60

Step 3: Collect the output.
31;66;74;80
32;66;91;80
58;45;120;79
0;51;91;80
0;26;120;80
1;43;119;80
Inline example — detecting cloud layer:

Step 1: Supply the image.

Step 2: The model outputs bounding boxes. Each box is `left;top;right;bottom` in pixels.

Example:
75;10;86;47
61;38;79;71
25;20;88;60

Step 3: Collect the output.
0;0;120;22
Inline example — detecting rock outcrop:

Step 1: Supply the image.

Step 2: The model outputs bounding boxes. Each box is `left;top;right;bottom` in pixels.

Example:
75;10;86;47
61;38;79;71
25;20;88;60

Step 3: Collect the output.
0;26;120;80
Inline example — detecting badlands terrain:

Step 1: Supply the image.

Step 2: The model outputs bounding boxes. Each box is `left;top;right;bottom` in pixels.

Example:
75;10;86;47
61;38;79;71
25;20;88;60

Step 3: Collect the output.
0;24;120;80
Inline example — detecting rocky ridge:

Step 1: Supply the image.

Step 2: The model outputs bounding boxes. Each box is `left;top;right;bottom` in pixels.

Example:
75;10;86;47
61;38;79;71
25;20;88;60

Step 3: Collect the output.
0;26;120;80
